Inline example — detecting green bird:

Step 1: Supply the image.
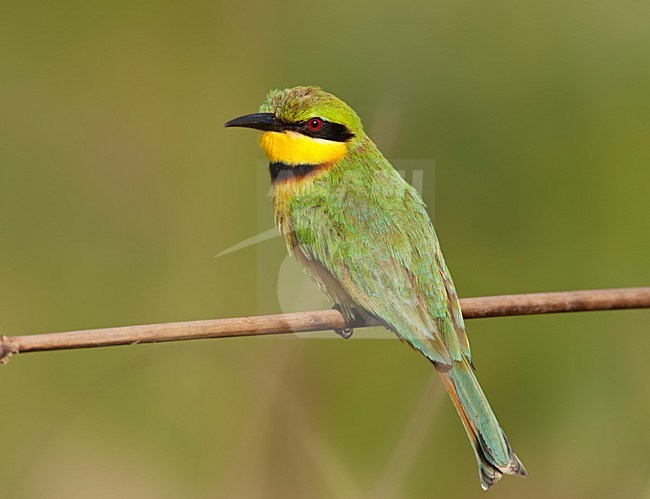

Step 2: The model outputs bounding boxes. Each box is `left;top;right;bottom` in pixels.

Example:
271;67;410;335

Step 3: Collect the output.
225;86;527;489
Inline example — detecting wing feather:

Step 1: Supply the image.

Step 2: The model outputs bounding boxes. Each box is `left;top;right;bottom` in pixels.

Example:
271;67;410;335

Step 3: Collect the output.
284;171;469;368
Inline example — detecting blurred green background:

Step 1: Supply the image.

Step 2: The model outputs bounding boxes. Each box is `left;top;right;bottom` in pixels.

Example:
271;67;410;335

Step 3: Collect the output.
1;1;649;498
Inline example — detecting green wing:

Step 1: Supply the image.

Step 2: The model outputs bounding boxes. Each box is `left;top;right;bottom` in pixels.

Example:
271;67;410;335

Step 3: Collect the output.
288;166;472;368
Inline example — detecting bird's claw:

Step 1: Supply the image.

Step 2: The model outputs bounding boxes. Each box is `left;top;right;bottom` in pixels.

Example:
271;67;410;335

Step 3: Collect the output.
332;304;354;339
334;327;354;339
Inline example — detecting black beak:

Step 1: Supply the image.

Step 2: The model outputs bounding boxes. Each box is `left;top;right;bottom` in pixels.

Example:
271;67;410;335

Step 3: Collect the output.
224;112;281;132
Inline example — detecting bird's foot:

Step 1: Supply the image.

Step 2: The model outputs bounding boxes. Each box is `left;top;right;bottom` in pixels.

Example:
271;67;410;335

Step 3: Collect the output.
332;304;354;339
335;327;354;339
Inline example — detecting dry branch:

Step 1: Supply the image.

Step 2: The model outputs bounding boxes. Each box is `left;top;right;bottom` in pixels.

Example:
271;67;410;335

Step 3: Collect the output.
1;287;649;365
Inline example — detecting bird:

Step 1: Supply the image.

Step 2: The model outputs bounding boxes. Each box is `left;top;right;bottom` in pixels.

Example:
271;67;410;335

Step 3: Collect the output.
225;86;527;490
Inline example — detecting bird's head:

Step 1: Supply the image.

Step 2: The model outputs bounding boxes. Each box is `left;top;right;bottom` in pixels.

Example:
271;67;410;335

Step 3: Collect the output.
225;86;364;168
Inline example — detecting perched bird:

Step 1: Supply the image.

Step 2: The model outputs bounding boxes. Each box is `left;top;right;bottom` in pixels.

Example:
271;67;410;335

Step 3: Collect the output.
225;86;527;489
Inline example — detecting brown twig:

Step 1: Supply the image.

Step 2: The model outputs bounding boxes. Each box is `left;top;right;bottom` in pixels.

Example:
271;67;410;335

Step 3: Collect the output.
1;287;648;365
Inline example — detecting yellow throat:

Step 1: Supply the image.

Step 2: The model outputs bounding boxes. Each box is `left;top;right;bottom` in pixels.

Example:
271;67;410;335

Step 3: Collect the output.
259;131;347;165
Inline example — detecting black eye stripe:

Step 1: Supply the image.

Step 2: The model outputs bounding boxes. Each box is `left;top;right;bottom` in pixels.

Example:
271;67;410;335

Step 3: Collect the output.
281;120;355;142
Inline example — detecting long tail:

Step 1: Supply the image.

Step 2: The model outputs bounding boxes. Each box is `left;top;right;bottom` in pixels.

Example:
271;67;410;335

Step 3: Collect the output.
438;358;528;490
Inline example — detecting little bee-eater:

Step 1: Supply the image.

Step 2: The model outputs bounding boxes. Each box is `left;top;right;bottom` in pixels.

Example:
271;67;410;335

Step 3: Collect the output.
226;86;527;489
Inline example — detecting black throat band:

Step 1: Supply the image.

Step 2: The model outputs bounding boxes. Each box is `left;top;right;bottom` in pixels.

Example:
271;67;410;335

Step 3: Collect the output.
269;162;321;182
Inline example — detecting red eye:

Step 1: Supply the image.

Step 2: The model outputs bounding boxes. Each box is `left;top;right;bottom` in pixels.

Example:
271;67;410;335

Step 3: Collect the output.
307;118;323;132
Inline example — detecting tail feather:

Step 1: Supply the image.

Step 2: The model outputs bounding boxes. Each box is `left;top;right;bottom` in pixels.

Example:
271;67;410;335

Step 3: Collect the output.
439;359;527;490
